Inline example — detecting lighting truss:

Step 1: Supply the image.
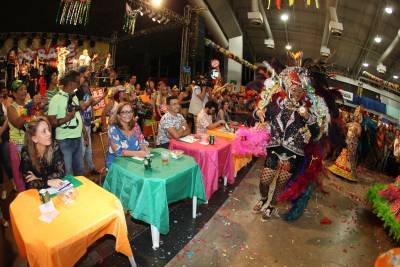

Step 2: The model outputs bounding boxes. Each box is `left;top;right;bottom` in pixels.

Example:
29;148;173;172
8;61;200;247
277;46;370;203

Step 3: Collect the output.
127;0;188;26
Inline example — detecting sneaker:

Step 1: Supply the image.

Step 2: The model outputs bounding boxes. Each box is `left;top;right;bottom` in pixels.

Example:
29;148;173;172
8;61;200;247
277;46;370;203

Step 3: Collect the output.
252;198;267;213
1;190;6;200
261;206;275;221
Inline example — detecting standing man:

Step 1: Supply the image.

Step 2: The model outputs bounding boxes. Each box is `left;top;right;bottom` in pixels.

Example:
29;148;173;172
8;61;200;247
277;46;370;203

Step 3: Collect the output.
157;96;191;149
48;71;84;176
77;79;104;175
126;74;137;95
189;78;209;131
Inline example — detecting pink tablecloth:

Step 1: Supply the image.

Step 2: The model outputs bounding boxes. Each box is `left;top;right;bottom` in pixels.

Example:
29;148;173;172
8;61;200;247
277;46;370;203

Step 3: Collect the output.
169;138;235;200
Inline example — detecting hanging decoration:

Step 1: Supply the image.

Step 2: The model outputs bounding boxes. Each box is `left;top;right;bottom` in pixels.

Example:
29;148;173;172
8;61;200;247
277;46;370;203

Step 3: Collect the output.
362;71;400;92
124;2;139;35
267;0;319;9
57;0;92;26
204;38;257;70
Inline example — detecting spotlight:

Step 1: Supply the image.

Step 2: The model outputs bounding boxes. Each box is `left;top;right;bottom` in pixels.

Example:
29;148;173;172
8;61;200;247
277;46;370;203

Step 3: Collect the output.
280;13;289;22
152;17;156;22
394;75;399;80
152;0;162;7
159;17;166;23
285;44;292;50
385;7;393;14
362;62;369;67
163;18;170;24
374;36;382;43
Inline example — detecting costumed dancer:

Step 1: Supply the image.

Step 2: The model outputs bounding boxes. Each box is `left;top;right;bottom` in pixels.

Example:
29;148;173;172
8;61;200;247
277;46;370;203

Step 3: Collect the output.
79;49;91;67
252;66;321;220
104;53;112;69
251;58;342;221
57;47;70;81
328;106;363;182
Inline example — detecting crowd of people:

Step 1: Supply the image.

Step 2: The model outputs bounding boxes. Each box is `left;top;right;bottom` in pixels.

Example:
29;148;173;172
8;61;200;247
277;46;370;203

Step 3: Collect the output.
0;62;264;226
2;52;400;229
328;106;400;180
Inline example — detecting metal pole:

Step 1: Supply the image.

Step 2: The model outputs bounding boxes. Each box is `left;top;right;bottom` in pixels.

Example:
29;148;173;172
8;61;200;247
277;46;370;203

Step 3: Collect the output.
179;5;191;89
110;31;118;67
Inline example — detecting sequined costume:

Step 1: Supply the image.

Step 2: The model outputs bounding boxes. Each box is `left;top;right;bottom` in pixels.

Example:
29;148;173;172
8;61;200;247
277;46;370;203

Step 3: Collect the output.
253;67;322;219
328;107;362;181
251;61;342;221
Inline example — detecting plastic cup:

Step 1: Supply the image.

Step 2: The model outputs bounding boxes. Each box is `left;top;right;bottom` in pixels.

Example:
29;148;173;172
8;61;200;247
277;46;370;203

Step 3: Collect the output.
161;151;169;165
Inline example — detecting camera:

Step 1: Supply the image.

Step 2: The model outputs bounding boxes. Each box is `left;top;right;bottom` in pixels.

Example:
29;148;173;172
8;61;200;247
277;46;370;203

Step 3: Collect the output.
67;89;80;113
195;76;212;88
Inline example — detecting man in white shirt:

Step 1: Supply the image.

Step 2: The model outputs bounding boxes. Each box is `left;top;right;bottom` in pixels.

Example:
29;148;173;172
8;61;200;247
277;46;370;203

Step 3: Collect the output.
196;100;225;134
189;80;209;119
79;49;91;67
157;96;191;148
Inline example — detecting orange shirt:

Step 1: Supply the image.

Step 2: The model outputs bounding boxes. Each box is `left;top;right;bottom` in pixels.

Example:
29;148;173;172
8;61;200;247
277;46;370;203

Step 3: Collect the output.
140;94;151;104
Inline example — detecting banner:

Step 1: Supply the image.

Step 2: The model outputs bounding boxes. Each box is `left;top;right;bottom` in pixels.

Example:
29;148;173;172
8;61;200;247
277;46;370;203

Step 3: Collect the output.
0;36;110;70
90;87;106;117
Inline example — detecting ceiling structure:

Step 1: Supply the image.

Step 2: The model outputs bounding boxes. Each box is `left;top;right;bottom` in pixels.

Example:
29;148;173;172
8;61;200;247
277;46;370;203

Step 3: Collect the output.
229;0;400;82
1;0;399;84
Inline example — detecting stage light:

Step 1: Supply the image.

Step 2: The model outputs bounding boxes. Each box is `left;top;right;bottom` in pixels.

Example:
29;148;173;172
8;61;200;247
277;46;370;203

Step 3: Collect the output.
152;17;156;22
385;7;393;14
152;0;162;7
281;13;289;22
285;44;292;50
394;75;399;80
374;36;382;43
163;18;170;24
362;62;369;67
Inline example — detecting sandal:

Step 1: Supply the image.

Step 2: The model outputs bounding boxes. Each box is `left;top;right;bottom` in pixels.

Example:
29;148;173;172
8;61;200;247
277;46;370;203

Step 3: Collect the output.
252;198;267;213
261;206;275;221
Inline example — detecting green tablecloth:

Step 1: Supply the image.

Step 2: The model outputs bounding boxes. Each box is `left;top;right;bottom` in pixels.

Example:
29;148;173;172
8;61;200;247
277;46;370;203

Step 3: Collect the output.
103;148;206;235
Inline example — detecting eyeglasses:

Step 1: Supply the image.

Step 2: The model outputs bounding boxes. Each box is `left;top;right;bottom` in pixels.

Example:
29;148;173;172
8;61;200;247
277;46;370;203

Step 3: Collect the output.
119;110;133;115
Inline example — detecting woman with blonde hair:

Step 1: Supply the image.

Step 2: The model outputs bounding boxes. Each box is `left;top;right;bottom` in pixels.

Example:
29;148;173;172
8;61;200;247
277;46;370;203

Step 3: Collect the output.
19;116;65;190
107;102;149;168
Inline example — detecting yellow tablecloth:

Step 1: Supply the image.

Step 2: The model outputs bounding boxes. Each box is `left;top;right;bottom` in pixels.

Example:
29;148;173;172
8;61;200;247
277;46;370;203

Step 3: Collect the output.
10;176;133;267
207;128;252;175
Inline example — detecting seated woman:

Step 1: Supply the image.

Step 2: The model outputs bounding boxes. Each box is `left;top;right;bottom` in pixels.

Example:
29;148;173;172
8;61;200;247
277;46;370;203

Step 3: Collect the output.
107;102;149;168
218;100;233;123
20;116;65;190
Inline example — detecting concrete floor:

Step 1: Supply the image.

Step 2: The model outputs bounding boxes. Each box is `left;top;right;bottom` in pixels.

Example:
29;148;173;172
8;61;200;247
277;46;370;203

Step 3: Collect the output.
166;159;396;267
2;134;398;267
